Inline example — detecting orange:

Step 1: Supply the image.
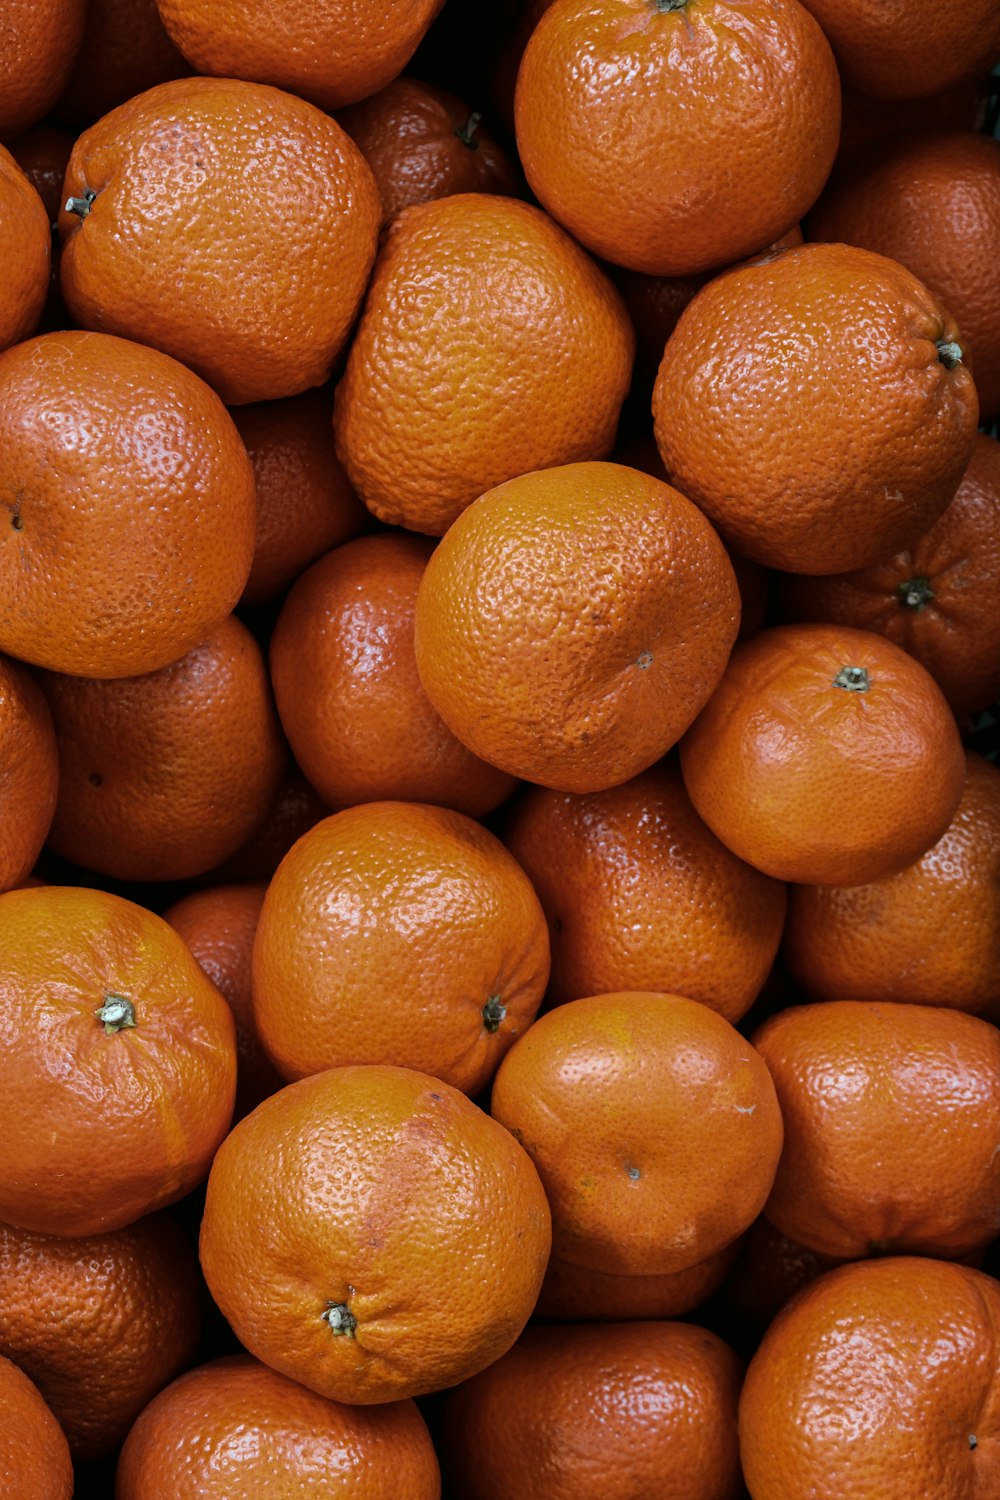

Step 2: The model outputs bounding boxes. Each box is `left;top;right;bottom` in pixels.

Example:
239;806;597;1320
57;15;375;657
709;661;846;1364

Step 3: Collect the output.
199;1064;552;1403
232;389;367;608
723;1216;846;1335
59;77;381;404
38;615;286;882
0;330;255;678
784;751;1000;1016
199;764;329;885
413;461;740;793
54;0;187;127
0;884;236;1236
440;1321;743;1500
337;76;519;228
514;0;839;276
0;1355;72;1500
809;132;1000;421
491;991;783;1276
0;654;58;894
332;195;634;535
0;1212;200;1462
753;1000;1000;1260
502;760;786;1022
739;1257;1000;1498
251;801;549;1095
155;0;445;110
679;623;966;885
836;81;987;162
115;1353;442;1498
0;144;49;353
164;882;282;1121
794;0;1000;100
776;432;1000;720
9;127;74;228
536;1240;739;1323
270;534;516;817
0;0;85;141
653;242;980;573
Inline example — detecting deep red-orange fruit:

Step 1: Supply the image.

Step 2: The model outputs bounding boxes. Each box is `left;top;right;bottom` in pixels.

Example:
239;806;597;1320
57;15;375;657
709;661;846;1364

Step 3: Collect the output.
794;0;1000;100
0;1354;73;1499
0;145;50;352
0;0;85;141
535;1240;739;1323
0;655;58;894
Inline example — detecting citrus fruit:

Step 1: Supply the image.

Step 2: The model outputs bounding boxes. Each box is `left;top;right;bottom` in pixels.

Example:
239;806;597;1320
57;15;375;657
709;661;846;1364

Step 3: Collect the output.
198;765;330;885
0;144;50;352
55;0;187;126
0;0;85;140
0;1354;72;1500
536;1240;739;1323
0;654;58;893
794;0;1000;100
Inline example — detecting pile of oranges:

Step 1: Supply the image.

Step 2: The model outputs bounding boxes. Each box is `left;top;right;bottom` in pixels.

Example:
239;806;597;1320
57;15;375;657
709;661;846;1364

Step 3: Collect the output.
2;1;1000;1495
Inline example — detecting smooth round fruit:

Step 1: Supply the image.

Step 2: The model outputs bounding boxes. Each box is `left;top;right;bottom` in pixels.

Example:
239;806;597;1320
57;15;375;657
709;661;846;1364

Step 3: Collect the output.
440;1320;744;1500
0;655;58;893
653;242;979;574
59;77;381;404
270;534;516;817
679;623;966;886
252;802;549;1096
332;195;634;535
739;1257;1000;1498
536;1241;739;1323
490;991;783;1275
0;0;85;140
0;145;50;352
414;462;740;793
56;0;187;125
199;1065;552;1403
794;0;1000;100
0;1355;72;1500
0;330;255;678
514;0;839;276
0;885;236;1236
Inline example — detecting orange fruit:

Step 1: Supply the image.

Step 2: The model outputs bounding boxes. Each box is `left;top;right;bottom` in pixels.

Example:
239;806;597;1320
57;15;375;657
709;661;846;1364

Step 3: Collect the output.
38;615;286;882
784;751;1000;1016
0;884;236;1236
0;0;85;140
164;882;283;1120
536;1240;739;1323
722;1216;846;1334
251;801;549;1095
753;1000;1000;1260
514;0;839;276
502;760;786;1022
0;654;58;894
0;144;50;353
59;77;381;404
337;76;519;228
199;1064;552;1403
739;1257;1000;1498
270;534;516;817
776;432;1000;719
679;623;966;885
654;242;980;573
0;330;255;678
332;195;634;535
490;991;783;1276
0;1354;72;1500
0;1212;200;1462
54;0;187;127
413;461;740;793
794;0;1000;100
155;0;445;110
198;764;330;885
9;127;74;228
116;1353;442;1498
440;1321;743;1500
232;389;367;608
836;80;987;162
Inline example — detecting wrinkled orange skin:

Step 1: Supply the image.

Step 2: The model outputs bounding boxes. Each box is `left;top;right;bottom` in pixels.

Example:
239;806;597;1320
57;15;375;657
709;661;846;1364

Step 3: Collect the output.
333;195;634;535
0;654;58;893
777;433;1000;719
536;1240;739;1323
441;1321;744;1500
809;132;1000;420
0;331;255;678
59;78;381;404
199;1065;552;1404
739;1257;1000;1498
0;1213;200;1462
515;0;839;276
754;1000;1000;1259
794;0;1000;100
199;765;330;885
0;0;85;140
680;623;966;885
39;615;286;882
414;462;740;793
271;534;516;818
56;0;187;126
655;242;979;574
116;1354;442;1498
784;752;1000;1016
0;145;49;351
503;761;785;1022
156;0;445;110
0;1355;73;1500
491;991;783;1276
252;802;549;1095
338;77;519;228
233;390;367;607
0;885;236;1236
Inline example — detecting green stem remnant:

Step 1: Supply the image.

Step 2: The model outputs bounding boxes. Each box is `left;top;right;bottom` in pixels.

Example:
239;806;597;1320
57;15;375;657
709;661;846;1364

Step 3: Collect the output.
454;112;482;149
833;665;870;693
483;996;507;1034
936;339;964;369
95;994;136;1034
322;1302;357;1338
65;187;97;219
897;575;935;611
